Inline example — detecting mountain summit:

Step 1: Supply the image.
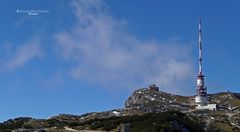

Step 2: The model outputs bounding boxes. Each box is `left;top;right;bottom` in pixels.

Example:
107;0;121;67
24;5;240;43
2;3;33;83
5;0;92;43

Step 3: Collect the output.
126;85;240;112
1;86;240;131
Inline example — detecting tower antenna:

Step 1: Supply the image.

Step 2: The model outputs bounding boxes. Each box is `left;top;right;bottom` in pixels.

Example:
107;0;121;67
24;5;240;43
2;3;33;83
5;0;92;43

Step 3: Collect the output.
195;19;217;110
199;18;203;75
195;18;208;107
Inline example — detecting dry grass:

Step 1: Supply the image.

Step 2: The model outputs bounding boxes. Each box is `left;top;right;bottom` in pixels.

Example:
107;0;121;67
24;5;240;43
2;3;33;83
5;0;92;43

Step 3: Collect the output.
214;122;233;132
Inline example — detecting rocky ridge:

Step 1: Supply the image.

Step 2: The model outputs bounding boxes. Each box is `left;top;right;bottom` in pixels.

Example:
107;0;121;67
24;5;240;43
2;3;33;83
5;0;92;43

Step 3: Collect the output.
1;86;240;131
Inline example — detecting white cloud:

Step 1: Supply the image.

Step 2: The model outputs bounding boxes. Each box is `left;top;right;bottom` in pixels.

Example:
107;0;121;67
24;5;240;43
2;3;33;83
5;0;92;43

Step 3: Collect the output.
55;0;194;94
4;38;44;71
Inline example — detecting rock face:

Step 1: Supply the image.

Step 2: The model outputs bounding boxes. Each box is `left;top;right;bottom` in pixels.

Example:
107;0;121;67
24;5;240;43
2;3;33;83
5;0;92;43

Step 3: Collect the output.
1;87;240;131
125;87;195;112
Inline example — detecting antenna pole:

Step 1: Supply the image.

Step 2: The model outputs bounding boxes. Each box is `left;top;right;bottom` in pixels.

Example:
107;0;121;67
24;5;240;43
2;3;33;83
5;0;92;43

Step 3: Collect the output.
199;18;203;75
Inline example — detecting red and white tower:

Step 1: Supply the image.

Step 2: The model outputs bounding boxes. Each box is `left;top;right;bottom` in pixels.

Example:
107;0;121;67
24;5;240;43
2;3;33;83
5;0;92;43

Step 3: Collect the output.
195;19;208;107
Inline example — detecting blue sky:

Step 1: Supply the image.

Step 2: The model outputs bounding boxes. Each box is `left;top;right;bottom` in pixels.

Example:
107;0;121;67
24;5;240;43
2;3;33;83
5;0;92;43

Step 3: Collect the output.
0;0;240;121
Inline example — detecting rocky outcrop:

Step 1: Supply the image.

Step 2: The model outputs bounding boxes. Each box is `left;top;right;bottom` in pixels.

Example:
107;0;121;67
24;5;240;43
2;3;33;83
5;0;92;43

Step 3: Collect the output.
125;87;195;112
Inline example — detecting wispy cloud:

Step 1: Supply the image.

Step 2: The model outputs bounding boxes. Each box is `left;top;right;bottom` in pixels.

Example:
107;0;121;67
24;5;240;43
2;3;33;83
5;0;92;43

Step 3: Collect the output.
55;0;194;94
3;37;44;71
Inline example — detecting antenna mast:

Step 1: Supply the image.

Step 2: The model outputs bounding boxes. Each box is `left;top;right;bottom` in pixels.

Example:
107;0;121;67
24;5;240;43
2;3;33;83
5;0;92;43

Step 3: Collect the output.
199;19;203;75
195;19;217;110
